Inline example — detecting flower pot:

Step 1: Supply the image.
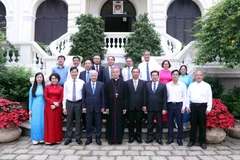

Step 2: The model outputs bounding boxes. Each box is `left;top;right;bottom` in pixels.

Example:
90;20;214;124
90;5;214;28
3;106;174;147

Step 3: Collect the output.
206;127;226;144
0;127;22;143
225;119;240;139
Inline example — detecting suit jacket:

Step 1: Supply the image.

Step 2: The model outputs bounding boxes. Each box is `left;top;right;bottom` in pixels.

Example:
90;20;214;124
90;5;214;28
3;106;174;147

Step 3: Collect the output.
79;70;90;83
82;81;105;112
126;79;147;111
103;66;122;83
92;65;105;82
146;81;167;112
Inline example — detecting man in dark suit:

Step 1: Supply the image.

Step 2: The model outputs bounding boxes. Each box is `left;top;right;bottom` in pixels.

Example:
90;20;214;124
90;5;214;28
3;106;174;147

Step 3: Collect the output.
145;70;167;145
126;67;146;143
79;59;93;83
103;56;115;83
82;70;105;145
92;55;105;82
79;59;93;130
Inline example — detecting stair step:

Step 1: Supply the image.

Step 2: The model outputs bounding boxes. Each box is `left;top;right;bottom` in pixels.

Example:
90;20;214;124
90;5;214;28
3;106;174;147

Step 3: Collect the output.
21;120;190;140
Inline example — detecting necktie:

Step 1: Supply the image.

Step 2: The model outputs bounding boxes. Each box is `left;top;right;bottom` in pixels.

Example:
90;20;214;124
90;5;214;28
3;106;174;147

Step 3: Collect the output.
96;65;99;72
109;67;112;79
86;71;90;83
72;79;76;101
128;67;130;80
146;63;150;81
153;82;156;94
92;83;95;95
134;80;137;91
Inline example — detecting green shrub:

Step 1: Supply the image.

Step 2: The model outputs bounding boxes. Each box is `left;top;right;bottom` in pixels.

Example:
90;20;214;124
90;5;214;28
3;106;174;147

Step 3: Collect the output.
222;86;240;119
124;13;163;64
203;76;224;99
193;0;240;68
70;14;106;61
0;66;34;102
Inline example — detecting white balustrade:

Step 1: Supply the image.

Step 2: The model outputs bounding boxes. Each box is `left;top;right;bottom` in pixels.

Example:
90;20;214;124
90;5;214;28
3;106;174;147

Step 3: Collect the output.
160;33;182;56
50;32;73;56
104;32;129;54
0;42;20;65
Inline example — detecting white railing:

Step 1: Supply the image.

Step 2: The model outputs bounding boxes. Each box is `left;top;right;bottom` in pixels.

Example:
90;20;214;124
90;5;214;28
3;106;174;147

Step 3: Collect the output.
49;31;183;57
104;32;129;54
49;32;73;56
0;41;57;76
161;33;182;56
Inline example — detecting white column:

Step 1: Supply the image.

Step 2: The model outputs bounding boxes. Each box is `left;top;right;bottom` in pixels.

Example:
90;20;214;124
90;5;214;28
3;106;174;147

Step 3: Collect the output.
147;0;153;22
68;0;82;33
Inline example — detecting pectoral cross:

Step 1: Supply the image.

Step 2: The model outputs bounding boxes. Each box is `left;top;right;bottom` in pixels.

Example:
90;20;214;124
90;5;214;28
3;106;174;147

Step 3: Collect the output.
115;93;118;98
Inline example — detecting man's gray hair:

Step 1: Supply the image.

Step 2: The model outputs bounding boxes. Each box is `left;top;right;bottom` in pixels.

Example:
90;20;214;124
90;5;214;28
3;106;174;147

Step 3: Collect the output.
90;70;98;76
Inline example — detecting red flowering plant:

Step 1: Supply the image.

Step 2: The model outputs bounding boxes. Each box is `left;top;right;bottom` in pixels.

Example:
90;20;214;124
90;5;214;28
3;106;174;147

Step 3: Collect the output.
0;98;29;129
206;99;234;128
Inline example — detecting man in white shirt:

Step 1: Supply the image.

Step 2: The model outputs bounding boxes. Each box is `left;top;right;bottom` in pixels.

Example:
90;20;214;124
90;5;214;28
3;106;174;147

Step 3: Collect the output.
67;56;85;80
63;67;85;145
122;57;133;81
138;51;159;81
186;70;212;150
166;69;187;146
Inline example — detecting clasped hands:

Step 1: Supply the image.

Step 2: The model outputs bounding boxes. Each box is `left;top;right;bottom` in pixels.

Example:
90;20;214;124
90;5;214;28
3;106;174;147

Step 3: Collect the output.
105;109;127;115
142;106;167;115
51;102;59;110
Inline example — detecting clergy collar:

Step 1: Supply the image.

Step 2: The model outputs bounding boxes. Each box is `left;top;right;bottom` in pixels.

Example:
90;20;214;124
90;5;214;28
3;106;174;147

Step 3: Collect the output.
113;77;120;81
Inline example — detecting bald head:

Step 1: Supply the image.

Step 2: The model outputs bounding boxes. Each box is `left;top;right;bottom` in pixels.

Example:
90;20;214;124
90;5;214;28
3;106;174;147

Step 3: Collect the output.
194;70;204;83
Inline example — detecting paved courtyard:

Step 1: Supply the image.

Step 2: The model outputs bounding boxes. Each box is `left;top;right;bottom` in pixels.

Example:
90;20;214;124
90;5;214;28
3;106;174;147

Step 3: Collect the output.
0;136;240;160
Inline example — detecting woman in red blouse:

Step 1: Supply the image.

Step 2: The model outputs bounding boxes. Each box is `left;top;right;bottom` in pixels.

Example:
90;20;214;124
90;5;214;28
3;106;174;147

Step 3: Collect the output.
44;73;63;144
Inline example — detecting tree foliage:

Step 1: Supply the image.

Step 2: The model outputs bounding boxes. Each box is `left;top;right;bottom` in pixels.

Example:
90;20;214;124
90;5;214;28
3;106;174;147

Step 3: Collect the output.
193;0;240;68
124;13;163;64
70;14;106;61
0;31;6;64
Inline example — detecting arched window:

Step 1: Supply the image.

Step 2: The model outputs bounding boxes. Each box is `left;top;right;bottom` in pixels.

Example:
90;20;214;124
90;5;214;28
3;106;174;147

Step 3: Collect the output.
35;0;68;45
0;2;6;32
167;0;201;44
101;0;136;32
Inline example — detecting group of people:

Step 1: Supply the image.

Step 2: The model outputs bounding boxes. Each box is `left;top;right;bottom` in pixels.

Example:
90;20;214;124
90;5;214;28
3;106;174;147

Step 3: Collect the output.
28;51;212;150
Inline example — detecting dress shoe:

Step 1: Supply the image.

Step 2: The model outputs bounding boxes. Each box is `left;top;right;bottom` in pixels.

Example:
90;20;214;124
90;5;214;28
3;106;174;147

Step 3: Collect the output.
84;139;92;145
145;139;153;143
177;140;183;146
166;140;173;145
187;141;195;147
118;141;122;144
200;143;207;149
64;139;72;145
142;117;147;123
96;139;102;145
81;126;86;131
156;139;164;145
136;137;143;143
108;141;113;145
76;139;82;145
128;137;134;143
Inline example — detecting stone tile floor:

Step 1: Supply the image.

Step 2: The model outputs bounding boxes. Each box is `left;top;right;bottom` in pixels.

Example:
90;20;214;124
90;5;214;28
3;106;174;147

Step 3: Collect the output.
0;136;240;160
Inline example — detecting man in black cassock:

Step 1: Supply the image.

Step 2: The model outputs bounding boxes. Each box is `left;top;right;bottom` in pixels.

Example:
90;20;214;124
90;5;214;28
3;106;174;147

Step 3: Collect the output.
105;66;127;145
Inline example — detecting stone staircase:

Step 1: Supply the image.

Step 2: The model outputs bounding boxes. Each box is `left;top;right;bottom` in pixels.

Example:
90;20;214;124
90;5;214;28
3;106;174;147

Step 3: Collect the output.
21;116;190;140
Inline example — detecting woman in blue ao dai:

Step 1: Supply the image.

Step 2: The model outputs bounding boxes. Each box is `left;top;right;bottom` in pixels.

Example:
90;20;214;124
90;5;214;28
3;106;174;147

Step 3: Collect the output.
29;72;45;145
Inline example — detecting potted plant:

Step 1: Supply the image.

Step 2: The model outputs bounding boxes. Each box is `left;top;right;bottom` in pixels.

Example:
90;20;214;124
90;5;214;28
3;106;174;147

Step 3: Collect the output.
206;99;234;143
0;98;29;142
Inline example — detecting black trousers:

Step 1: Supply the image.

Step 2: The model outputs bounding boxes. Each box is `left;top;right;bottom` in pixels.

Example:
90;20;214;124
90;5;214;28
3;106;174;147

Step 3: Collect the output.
147;111;163;140
66;100;82;140
189;103;207;144
167;102;183;140
128;109;143;138
86;110;102;140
